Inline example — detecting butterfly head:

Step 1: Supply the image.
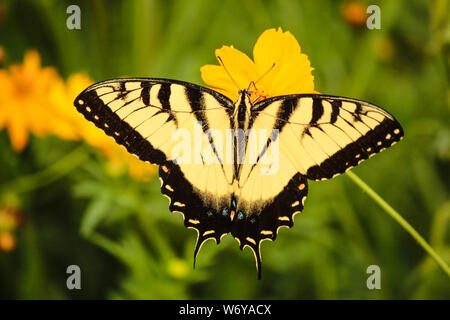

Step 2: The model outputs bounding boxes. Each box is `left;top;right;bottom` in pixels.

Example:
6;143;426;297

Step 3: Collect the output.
238;89;252;98
236;89;253;108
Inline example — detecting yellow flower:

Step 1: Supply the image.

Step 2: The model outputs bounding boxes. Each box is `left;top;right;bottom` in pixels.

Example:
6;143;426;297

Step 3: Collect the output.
0;50;77;151
0;49;156;181
117;153;158;182
167;258;189;278
0;206;24;232
201;27;317;102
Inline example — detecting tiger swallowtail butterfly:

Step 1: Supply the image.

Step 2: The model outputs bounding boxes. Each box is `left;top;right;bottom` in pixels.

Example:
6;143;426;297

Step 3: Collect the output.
74;78;403;279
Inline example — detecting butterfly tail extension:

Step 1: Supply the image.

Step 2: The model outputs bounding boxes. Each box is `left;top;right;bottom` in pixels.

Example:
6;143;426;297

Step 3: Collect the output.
231;173;308;279
158;161;232;269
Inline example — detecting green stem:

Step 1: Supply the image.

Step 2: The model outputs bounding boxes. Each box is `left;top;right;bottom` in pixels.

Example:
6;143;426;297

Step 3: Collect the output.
346;170;450;278
1;145;88;195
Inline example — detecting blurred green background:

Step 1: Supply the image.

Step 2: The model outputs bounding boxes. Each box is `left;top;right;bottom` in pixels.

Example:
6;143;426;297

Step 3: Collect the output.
0;0;449;299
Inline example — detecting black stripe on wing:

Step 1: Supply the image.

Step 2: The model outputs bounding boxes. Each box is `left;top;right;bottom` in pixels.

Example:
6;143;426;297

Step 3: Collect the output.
155;83;177;125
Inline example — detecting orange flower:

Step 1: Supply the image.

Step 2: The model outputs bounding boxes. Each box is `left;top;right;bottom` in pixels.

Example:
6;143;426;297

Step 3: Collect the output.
0;207;21;231
0;46;4;67
0;206;23;253
341;1;369;28
0;50;77;151
201;27;317;102
0;231;15;252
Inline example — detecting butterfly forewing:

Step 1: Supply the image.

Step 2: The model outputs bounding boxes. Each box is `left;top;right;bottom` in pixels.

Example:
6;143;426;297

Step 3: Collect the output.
250;94;404;181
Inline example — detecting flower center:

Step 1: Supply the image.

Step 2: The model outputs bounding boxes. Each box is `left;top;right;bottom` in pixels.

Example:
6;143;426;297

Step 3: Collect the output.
250;88;267;103
13;70;35;98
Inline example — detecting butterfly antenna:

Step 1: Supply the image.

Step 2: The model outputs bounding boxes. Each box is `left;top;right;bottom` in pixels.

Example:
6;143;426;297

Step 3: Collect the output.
255;62;276;85
248;63;276;103
217;56;240;91
247;81;256;92
246;63;276;92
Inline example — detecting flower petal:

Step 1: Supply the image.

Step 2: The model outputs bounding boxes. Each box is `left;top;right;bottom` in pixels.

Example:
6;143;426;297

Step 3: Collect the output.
200;64;239;100
7;112;28;152
201;45;258;101
253;28;301;76
23;49;41;74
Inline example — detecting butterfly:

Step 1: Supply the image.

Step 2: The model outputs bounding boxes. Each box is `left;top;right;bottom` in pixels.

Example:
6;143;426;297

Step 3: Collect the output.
74;78;403;278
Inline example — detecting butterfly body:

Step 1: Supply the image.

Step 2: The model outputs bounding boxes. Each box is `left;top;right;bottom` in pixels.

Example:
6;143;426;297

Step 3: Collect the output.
75;78;403;278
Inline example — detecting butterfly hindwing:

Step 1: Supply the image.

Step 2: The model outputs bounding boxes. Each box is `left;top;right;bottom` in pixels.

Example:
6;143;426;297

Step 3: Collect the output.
158;161;232;267
230;173;308;278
